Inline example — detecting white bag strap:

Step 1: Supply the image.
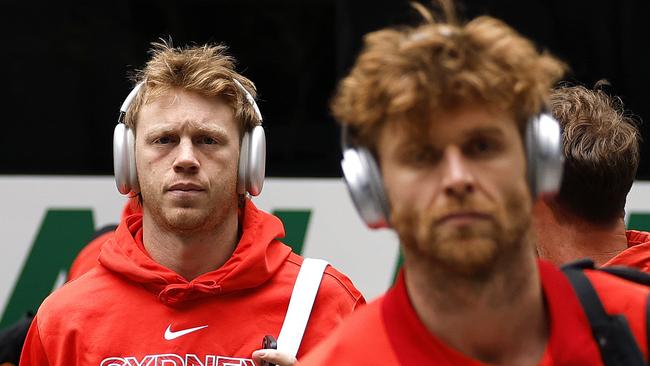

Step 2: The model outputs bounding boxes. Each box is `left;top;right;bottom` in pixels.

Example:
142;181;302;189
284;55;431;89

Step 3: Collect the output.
276;258;329;357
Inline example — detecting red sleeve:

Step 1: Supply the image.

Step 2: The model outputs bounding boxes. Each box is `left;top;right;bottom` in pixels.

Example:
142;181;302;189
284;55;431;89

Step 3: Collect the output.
300;301;397;365
586;270;650;360
294;264;366;358
19;315;49;366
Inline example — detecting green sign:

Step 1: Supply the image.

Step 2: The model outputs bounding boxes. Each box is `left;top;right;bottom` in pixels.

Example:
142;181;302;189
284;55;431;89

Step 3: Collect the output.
0;210;94;328
272;209;312;254
628;212;650;232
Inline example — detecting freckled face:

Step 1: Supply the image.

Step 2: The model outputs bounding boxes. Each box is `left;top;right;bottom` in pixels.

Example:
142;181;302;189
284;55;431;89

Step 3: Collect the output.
135;88;241;232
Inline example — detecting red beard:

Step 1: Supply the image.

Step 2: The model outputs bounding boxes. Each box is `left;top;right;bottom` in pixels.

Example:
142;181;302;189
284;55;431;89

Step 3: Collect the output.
392;189;531;277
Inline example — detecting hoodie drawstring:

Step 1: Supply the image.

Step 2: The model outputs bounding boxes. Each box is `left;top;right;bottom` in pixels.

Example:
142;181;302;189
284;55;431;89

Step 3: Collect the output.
158;281;221;305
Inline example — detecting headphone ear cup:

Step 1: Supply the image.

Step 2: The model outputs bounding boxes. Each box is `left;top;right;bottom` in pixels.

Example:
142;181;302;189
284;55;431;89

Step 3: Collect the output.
237;127;266;196
113;124;140;195
246;126;266;196
114;124;131;195
526;112;564;198
341;147;390;229
125;127;140;194
237;131;250;195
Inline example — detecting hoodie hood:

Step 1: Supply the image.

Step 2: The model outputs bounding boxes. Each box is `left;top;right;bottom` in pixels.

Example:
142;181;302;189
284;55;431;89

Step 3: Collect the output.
603;230;650;272
98;199;292;305
122;197;142;218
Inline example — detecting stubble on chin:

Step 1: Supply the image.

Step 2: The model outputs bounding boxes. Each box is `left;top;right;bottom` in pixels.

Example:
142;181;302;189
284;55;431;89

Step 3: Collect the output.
141;192;234;234
392;195;530;278
393;208;495;277
162;206;212;232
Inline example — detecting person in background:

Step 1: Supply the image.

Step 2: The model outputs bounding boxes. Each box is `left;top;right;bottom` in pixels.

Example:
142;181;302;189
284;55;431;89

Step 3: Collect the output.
533;83;648;271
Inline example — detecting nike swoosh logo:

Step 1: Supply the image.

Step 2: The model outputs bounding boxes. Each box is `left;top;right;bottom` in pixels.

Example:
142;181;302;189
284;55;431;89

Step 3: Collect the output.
164;324;208;340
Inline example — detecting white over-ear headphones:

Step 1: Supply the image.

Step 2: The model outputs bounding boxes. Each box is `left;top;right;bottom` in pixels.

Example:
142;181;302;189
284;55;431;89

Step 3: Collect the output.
113;80;266;196
341;112;564;229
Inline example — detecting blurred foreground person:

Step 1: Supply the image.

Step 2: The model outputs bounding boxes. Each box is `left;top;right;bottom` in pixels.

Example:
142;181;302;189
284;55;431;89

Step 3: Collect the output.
302;3;649;365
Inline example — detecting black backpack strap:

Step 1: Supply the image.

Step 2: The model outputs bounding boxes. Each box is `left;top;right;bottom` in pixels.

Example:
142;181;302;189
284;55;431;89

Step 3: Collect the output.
563;258;598;270
562;266;646;366
600;266;650;287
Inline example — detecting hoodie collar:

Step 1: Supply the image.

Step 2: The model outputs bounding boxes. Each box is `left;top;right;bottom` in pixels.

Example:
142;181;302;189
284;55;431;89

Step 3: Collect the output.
603;230;650;272
99;199;291;305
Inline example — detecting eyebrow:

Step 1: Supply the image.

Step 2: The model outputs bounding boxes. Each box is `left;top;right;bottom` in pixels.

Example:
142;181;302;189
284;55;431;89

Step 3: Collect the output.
462;126;505;140
144;122;231;140
403;126;506;147
192;124;230;139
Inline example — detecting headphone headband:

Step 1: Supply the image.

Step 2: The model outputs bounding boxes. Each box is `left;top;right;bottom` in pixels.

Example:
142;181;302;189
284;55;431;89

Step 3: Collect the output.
119;80;261;125
232;79;262;123
114;78;266;197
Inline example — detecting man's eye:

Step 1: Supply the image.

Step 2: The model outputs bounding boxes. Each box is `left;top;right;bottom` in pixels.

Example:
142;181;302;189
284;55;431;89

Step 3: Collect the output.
155;136;172;144
475;140;491;152
200;136;218;145
467;138;498;156
402;148;439;165
412;150;432;162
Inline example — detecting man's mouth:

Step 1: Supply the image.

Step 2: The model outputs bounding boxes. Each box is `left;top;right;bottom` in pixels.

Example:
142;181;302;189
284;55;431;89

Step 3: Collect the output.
434;212;491;226
167;182;205;192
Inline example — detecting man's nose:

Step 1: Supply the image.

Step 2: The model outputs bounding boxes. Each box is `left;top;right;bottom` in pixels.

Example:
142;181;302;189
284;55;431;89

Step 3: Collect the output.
440;147;475;197
173;139;200;173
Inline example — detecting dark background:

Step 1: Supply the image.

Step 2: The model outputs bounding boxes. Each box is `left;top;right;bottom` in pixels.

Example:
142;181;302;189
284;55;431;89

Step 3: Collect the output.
2;0;649;178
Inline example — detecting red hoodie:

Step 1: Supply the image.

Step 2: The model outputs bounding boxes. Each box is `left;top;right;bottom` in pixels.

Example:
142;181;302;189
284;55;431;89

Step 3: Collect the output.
68;199;141;281
21;200;364;366
301;260;649;365
604;230;650;273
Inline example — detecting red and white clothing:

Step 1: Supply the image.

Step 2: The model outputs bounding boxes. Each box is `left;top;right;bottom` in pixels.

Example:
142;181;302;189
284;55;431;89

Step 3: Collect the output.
301;260;648;365
21;200;364;366
604;230;650;273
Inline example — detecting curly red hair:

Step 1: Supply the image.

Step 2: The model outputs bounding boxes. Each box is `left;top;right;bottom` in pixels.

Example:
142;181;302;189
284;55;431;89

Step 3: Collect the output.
332;5;566;147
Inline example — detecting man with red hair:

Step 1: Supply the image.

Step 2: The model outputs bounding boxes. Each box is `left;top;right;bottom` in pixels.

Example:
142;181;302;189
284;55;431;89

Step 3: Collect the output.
20;42;363;366
302;4;649;365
